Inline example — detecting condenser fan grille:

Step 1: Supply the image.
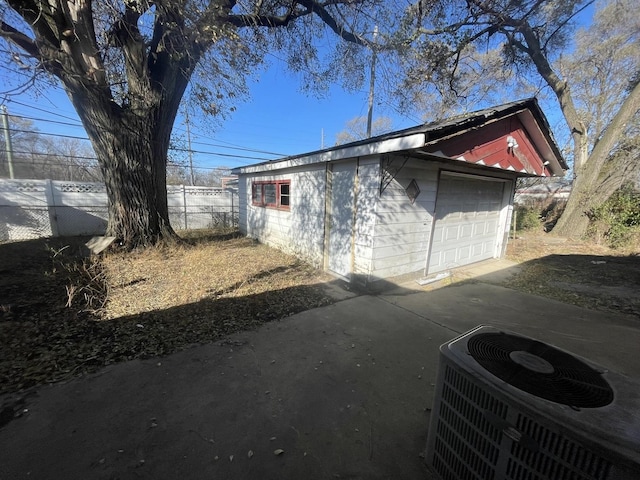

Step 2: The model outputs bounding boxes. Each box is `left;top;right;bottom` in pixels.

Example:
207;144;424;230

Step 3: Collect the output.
467;333;614;408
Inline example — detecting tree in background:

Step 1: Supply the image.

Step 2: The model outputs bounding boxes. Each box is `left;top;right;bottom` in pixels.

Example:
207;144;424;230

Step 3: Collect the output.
559;1;640;196
335;116;393;145
1;114;100;180
0;0;390;247
0;114;43;177
400;0;640;238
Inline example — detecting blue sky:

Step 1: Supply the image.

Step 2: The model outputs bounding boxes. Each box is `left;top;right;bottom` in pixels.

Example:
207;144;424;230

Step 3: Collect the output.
185;61;420;159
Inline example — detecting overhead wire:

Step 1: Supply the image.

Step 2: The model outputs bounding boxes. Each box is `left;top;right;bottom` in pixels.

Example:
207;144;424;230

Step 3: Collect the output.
5;98;81;122
7;111;285;158
2;156;233;172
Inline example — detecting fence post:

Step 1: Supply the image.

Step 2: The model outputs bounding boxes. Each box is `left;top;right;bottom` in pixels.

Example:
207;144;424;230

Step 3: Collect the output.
45;179;59;237
182;185;188;230
230;190;234;228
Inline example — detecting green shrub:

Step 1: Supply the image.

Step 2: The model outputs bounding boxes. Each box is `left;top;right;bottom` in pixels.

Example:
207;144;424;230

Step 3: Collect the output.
513;205;541;232
588;184;640;248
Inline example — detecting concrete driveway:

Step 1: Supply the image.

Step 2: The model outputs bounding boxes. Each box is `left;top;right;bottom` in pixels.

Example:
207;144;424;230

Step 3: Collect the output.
2;264;639;479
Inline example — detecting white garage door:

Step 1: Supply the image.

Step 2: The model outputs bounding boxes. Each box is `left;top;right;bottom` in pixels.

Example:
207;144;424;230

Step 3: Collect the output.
428;174;506;273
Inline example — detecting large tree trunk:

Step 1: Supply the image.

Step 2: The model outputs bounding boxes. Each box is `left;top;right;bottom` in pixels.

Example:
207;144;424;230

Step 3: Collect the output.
65;74;188;248
98;117;176;247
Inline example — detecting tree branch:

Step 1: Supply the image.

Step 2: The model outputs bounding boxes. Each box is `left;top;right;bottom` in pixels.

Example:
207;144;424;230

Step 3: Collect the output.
108;5;148;88
542;0;595;52
0;21;41;60
224;0;366;45
583;80;640;183
515;22;589;171
6;0;61;48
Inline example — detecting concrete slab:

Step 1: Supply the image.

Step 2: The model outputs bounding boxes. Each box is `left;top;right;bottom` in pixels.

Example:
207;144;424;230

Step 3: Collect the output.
378;283;640;377
1;280;639;479
0;295;452;480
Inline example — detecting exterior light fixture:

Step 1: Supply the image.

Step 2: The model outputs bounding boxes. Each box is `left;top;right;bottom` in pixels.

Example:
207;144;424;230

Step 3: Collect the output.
506;136;519;149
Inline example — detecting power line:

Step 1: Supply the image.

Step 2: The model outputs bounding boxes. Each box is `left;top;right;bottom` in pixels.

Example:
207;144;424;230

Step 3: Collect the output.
2;157;234;172
4;125;274;162
6;99;80;122
8;127;90;141
6;149;98;161
9;113;84;128
9;111;285;158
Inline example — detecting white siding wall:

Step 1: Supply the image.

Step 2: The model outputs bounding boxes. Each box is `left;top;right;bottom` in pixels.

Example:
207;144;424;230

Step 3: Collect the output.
237;156;518;283
368;159;440;280
239;165;327;267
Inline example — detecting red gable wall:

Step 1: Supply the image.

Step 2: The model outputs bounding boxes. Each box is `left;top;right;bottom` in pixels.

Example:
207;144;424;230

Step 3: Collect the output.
422;116;551;177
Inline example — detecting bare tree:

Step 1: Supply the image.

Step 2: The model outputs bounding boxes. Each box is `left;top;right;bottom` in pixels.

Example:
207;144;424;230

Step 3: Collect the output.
0;0;389;247
1;113;101;180
335;116;393;145
0;114;43;177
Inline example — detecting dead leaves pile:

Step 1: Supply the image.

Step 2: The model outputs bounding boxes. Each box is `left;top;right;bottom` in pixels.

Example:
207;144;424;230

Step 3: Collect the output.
0;232;334;394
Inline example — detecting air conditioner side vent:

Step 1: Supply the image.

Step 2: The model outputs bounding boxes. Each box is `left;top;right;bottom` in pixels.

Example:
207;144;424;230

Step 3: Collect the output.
430;364;511;479
505;412;612;480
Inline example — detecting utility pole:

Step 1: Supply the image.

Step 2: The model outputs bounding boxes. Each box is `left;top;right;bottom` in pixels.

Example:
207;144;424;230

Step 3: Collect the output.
184;107;195;186
366;26;378;139
1;105;15;179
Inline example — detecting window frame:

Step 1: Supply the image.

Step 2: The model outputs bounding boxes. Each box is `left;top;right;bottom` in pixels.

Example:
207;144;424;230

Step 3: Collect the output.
251;180;291;211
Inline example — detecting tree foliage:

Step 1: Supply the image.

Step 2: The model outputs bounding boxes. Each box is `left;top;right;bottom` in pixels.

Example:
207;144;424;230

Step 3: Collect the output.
587;183;640;248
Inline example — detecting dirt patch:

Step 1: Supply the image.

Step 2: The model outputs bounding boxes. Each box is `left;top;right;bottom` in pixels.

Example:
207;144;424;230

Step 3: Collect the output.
505;232;640;317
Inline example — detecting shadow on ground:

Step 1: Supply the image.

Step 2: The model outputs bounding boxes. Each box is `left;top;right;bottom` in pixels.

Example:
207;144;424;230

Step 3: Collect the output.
500;253;640;317
1;237;640;479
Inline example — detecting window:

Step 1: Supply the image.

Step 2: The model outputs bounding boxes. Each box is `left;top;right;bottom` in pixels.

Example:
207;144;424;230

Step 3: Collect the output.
252;180;291;210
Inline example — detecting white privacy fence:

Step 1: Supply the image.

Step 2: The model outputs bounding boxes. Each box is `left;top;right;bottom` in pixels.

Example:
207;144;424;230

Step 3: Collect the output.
0;179;238;242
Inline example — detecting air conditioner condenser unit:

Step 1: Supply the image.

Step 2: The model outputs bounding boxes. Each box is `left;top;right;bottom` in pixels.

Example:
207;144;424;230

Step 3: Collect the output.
425;325;640;480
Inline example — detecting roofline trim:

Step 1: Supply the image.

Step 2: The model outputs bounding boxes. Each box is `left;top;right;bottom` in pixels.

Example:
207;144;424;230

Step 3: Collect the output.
233;133;425;174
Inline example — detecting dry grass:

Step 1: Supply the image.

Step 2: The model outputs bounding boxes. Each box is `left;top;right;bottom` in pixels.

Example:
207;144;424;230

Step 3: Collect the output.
100;233;329;320
507;231;621;262
2;228;638;397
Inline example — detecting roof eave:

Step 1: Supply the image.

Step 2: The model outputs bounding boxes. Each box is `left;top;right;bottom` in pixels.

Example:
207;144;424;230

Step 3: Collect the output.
232;133;425;175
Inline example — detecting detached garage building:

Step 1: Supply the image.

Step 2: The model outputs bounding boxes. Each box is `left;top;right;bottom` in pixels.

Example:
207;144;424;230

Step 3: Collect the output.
232;98;566;285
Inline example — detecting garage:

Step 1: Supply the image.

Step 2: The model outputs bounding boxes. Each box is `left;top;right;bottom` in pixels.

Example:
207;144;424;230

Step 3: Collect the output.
234;98;566;285
428;174;510;273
